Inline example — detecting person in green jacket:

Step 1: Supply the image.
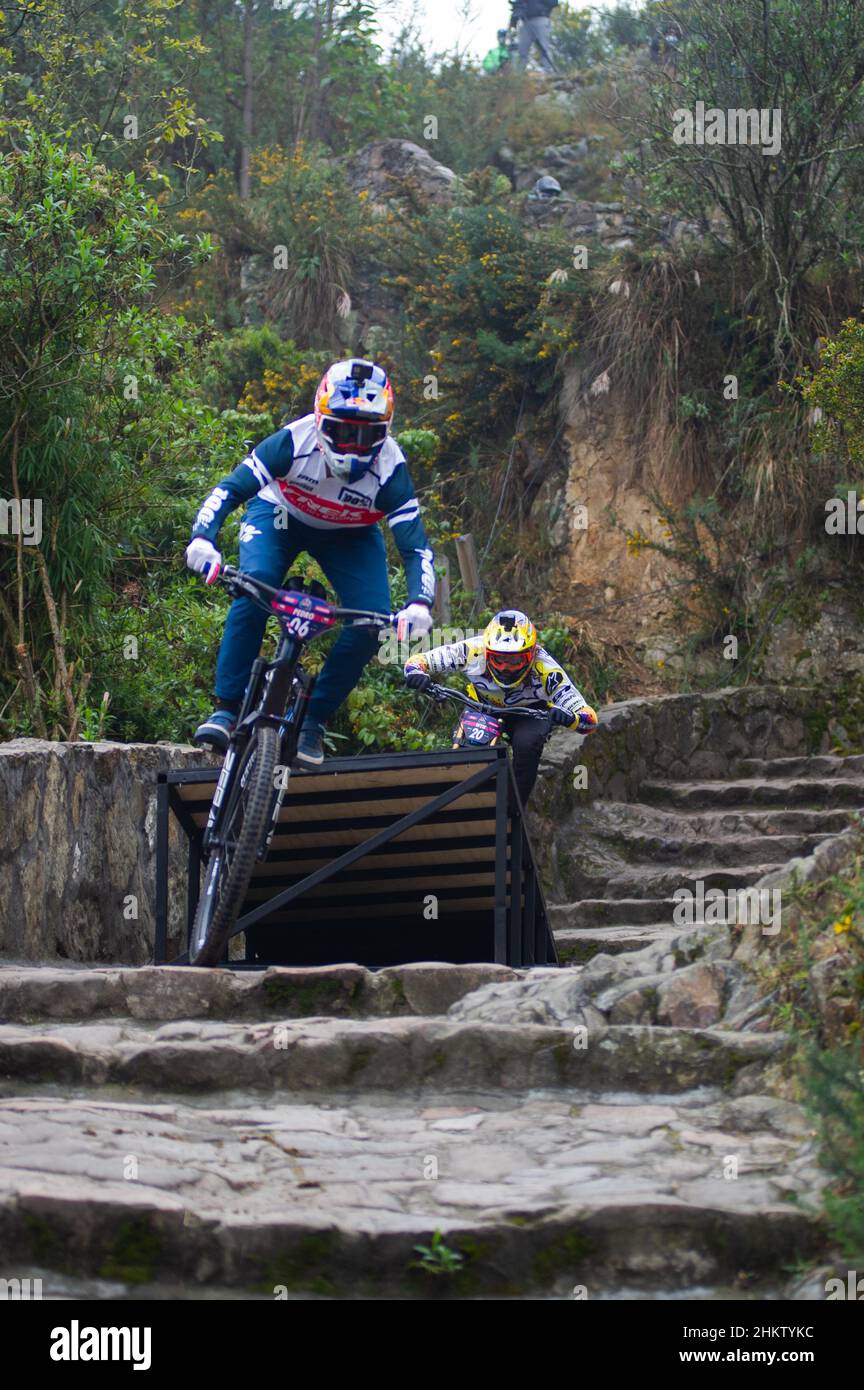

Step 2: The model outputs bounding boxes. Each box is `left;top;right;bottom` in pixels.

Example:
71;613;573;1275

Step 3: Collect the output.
482;29;513;73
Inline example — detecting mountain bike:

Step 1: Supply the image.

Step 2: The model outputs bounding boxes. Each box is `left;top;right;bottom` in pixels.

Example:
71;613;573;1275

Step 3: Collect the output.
189;564;396;966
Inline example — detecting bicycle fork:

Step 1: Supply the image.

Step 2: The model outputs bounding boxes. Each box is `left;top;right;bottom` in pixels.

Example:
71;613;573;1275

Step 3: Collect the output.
201;655;269;853
259;665;317;859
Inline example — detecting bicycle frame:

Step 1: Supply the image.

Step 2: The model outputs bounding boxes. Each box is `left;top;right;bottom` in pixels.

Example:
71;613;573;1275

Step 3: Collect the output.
202;566;394;856
203;630;305;855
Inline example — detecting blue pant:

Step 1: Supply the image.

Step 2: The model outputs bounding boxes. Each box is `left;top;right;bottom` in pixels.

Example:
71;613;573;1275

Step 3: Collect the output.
215;497;390;730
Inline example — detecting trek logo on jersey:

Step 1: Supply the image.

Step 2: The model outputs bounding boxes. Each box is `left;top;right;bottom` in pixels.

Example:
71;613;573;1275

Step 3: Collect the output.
277;480;383;526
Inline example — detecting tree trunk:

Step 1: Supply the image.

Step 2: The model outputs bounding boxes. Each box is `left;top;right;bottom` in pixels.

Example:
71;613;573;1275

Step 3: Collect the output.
238;0;256;319
9;419;24;638
239;0;254;201
33;549;79;739
0;585;47;737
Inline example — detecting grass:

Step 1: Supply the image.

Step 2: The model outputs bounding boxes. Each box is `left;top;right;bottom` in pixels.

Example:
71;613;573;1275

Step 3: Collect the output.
410;1230;465;1277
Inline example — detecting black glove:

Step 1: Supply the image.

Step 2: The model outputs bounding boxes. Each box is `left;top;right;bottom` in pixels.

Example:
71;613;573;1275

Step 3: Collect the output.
549;706;572;727
405;669;432;693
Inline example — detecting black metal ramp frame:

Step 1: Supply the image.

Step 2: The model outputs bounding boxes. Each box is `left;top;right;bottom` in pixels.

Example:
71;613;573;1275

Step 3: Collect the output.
154;747;558;969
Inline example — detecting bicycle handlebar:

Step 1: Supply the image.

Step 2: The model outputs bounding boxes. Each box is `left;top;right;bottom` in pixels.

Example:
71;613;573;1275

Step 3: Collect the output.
211;563;397;628
424;681;551;722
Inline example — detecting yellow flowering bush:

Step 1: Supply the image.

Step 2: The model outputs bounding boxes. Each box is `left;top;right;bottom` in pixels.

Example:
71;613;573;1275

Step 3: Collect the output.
198;325;329;431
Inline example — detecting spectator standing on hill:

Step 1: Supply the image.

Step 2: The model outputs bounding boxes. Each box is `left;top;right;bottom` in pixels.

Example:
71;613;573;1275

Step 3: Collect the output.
510;0;559;75
482;29;514;73
649;18;683;73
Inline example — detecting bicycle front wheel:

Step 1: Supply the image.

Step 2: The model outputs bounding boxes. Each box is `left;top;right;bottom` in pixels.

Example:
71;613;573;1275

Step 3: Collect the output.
189;724;280;966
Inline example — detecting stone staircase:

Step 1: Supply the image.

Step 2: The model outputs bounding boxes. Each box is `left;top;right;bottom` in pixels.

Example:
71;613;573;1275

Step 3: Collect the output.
0;960;824;1299
0;739;861;1299
550;753;864;966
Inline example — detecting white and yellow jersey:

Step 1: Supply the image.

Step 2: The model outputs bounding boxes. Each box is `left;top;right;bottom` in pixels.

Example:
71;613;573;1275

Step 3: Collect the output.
406;635;598;731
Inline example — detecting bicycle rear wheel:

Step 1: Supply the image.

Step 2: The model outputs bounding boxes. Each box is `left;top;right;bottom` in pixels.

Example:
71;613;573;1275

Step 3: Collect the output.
189;724;280;966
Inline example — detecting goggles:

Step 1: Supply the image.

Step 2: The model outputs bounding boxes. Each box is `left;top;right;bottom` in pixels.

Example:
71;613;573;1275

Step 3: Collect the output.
321;416;388;455
487;648;534;684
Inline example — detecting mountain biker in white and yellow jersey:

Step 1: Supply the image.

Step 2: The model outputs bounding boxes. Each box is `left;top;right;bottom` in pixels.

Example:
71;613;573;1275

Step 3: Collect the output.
404;609;598;803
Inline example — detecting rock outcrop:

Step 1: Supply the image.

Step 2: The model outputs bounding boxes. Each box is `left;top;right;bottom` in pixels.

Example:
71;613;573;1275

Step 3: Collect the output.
345;139;459;209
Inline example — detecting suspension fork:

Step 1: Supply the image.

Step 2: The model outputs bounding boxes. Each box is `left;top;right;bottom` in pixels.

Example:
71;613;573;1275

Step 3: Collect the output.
202;657;268;849
258;634;310;855
203;640;301;853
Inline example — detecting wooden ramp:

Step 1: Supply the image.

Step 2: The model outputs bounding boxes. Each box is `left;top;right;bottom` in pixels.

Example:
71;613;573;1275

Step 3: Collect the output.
155;748;558;968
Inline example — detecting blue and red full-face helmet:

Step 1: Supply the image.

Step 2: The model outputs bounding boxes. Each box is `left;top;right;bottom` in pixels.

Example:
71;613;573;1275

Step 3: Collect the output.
314;359;395;482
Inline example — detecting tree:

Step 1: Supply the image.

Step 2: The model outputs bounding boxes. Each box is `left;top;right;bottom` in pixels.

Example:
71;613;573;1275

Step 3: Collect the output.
624;0;864;367
0;0;221;190
0;136;216;736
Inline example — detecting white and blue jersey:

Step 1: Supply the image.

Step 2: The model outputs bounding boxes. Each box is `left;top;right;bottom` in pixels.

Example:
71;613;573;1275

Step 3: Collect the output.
192;415;435;606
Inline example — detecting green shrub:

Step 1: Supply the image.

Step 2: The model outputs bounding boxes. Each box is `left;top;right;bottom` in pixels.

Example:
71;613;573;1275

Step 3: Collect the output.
800;314;864;477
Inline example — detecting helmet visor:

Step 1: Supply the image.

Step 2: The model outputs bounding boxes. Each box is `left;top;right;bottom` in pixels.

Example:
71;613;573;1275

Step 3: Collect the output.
487;649;533;686
321;416;387;456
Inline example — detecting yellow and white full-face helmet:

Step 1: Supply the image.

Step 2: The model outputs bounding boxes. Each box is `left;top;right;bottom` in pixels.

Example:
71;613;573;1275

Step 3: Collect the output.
484;610;538;689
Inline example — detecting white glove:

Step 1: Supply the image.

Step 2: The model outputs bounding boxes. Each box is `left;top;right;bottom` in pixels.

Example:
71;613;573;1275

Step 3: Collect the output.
396;602;433;642
185;537;221;580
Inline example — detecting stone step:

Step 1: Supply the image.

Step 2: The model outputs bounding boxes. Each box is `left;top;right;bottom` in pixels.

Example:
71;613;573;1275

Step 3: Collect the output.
610;806;856;839
735;754;864;780
0;1092;822;1296
0;1018;787;1095
639;777;864;811
608;831;822;869
0;963;516;1026
555;925;681;965
550;898;680;928
584;864;786;901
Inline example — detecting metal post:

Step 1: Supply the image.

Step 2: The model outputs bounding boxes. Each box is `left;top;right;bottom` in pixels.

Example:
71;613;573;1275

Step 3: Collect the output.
154;778;170;965
186;834;202;958
525;858;538;967
509;780;523;968
493;755;508;962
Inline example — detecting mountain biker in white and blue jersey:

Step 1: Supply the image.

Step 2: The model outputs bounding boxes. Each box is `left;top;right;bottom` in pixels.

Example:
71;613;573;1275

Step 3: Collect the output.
185;359;435;765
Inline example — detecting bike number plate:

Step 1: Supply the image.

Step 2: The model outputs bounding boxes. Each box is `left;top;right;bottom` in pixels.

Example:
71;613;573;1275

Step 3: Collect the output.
453;711;503;747
270;589;336;639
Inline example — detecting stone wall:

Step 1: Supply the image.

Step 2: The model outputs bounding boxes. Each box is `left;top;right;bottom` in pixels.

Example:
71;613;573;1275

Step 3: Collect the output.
536;685;827;811
0;740;218;965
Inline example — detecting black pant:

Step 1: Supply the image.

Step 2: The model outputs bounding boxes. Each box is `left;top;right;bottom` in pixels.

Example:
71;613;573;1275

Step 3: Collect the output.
502;712;549;806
